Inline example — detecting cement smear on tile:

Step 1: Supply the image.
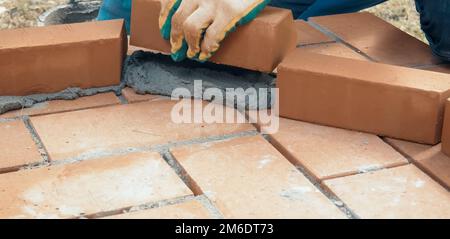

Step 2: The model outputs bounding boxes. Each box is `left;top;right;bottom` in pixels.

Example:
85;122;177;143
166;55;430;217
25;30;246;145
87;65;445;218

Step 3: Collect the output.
0;86;122;115
123;51;276;110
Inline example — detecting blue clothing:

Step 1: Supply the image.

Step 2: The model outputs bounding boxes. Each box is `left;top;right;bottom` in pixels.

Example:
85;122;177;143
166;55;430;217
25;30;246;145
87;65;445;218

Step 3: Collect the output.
97;0;132;32
415;0;450;61
97;0;450;61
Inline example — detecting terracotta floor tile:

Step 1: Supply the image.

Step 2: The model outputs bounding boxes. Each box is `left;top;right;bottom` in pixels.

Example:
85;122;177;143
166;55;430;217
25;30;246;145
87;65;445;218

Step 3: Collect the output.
30;100;253;161
0;152;192;219
298;43;369;61
121;88;161;103
295;20;333;46
1;93;120;119
324;165;450;219
385;138;450;189
269;118;408;181
310;12;442;67
384;138;431;159
172;135;345;219
105;200;211;219
0;120;42;172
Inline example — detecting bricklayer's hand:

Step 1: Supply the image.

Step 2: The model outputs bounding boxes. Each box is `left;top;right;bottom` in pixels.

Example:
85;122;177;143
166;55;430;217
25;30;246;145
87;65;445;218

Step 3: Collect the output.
159;0;270;62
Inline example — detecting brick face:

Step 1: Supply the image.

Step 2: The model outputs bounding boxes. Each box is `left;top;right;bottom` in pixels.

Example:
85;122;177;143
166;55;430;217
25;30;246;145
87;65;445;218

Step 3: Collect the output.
172;135;345;219
310;12;442;67
324;165;450;219
277;50;450;144
442;99;450;156
0;20;127;96
30;100;253;161
0;120;42;172
269;118;408;181
1;93;120;119
0;152;192;219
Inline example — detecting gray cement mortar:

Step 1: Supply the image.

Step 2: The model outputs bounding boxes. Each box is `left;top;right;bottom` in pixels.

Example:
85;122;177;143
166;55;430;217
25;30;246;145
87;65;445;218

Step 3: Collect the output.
0;86;122;115
123;51;276;110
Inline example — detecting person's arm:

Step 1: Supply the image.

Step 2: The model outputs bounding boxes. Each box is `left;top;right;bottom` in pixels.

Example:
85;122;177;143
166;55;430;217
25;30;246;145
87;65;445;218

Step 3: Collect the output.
159;0;271;62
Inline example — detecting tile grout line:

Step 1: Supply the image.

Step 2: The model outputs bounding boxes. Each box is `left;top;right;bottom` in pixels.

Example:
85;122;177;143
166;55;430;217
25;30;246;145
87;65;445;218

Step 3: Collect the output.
307;20;377;62
382;137;450;191
117;94;129;104
10;130;259;173
261;133;360;219
160;150;225;219
22;116;51;165
380;137;414;164
84;195;197;219
297;40;336;48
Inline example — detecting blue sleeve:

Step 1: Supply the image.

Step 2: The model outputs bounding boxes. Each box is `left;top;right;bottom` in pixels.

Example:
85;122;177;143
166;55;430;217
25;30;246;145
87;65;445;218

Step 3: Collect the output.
269;0;386;19
415;0;450;61
97;0;132;33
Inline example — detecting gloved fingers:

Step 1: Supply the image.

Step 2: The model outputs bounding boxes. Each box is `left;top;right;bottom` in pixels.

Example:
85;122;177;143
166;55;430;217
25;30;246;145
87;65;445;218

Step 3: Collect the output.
198;0;271;62
198;17;230;62
170;0;198;61
159;0;183;40
183;8;214;59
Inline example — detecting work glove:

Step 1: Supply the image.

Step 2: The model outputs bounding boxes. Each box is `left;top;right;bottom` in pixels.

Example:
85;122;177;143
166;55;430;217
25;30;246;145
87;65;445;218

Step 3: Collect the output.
159;0;271;62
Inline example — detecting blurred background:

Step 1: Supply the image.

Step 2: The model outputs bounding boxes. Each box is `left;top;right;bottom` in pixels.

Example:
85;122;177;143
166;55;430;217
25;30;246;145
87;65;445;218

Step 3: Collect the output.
0;0;426;42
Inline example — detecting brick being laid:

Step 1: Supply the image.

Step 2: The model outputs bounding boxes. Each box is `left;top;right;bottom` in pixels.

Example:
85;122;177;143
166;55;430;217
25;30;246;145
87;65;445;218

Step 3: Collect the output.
130;0;297;73
0;20;127;96
277;49;450;144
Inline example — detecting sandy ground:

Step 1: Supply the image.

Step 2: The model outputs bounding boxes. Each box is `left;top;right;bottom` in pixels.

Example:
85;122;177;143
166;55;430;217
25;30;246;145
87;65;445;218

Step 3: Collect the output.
0;0;426;42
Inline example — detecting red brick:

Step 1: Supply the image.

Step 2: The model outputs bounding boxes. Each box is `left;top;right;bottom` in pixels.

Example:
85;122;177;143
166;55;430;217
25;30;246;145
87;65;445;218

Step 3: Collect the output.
310;12;442;67
0;152;192;219
295;20;332;46
30;100;253;161
0;120;42;172
269;118;408;181
0;20;127;96
324;165;450;218
442;99;450;156
299;43;368;61
130;0;297;72
105;200;211;219
386;138;450;189
172;135;345;219
1;93;120;119
277;50;450;144
121;88;161;103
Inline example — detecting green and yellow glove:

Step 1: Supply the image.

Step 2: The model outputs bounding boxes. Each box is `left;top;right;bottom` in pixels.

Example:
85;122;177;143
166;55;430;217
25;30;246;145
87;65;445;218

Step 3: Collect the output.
159;0;271;62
